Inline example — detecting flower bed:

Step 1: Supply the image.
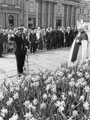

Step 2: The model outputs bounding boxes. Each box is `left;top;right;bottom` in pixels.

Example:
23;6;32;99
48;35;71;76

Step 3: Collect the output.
1;59;90;120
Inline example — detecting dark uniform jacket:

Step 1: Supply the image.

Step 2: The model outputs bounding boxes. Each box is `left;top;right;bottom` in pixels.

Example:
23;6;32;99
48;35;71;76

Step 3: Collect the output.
77;31;88;43
0;33;4;45
29;33;37;43
10;33;29;55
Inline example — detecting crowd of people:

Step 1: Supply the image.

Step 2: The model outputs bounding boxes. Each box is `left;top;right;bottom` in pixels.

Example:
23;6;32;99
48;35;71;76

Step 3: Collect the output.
0;25;78;56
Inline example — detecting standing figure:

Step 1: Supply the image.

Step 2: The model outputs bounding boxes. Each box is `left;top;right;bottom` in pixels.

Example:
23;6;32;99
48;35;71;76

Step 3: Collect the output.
65;27;72;47
68;26;88;66
0;28;4;57
46;28;52;50
10;27;29;76
29;28;37;53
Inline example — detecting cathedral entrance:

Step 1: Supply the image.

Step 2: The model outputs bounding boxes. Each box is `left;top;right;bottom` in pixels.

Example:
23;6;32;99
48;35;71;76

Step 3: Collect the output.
8;15;14;28
56;19;62;27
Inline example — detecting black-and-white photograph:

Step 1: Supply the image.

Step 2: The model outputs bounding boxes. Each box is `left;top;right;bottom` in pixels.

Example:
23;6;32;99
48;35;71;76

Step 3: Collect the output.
0;0;90;120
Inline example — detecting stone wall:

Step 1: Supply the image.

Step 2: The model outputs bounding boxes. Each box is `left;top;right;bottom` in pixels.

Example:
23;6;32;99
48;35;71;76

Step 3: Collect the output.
78;0;90;22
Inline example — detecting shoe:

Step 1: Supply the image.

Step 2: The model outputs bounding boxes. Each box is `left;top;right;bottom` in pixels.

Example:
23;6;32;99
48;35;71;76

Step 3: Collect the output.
18;74;21;77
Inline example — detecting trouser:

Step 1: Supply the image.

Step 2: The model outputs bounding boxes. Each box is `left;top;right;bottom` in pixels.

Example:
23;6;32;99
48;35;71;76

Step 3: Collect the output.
30;42;36;53
0;44;3;56
15;54;25;74
71;42;80;62
81;40;88;62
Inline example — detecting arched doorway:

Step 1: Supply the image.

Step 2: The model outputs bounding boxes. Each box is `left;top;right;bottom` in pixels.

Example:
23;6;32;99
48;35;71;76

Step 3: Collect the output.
8;15;14;28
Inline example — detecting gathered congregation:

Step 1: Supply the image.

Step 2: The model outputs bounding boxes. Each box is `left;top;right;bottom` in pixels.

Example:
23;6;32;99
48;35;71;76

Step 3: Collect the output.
0;25;78;57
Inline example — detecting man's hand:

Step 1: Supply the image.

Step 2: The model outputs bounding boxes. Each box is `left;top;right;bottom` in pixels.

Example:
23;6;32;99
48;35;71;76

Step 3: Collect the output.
76;39;79;43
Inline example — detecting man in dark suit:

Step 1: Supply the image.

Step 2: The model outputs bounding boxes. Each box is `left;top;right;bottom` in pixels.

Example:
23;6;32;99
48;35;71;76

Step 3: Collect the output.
0;28;4;57
65;27;72;47
10;26;29;76
29;28;37;53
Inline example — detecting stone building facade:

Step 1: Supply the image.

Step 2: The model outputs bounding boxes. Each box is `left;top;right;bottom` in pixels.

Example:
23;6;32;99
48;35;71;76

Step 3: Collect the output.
78;0;90;22
0;0;80;29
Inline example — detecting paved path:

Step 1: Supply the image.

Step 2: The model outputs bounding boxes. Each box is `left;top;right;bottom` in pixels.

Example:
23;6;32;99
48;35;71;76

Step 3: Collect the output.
0;48;70;80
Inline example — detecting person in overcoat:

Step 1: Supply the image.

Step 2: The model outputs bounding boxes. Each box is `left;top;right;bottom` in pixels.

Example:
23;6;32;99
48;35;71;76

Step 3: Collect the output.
65;27;72;47
29;28;37;53
0;28;4;57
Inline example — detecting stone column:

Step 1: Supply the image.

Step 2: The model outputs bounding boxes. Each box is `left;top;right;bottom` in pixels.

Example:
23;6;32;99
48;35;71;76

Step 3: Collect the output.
14;14;17;27
36;0;39;28
5;12;6;29
48;2;50;27
62;4;65;27
42;1;45;28
53;3;57;29
25;0;29;28
2;12;5;29
66;5;70;27
75;7;79;26
71;6;74;26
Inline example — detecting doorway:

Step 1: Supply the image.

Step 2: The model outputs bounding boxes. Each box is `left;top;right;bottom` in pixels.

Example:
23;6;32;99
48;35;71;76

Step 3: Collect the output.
8;15;14;28
56;19;61;27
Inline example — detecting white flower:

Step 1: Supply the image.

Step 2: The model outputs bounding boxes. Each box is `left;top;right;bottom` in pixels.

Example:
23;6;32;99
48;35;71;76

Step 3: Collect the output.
85;72;90;79
13;92;19;100
72;110;78;117
43;75;47;80
0;92;4;101
83;101;89;110
79;95;84;101
40;102;46;109
33;98;38;105
27;103;36;110
23;100;30;108
77;72;82;77
51;86;56;93
35;76;40;81
43;93;47;100
1;107;8;114
6;98;13;106
84;86;90;93
68;74;72;79
30;104;36;111
45;77;53;84
61;93;66;100
58;106;64;112
0;117;3;120
33;82;39;87
24;87;28;91
60;101;65;107
71;104;75;109
83;64;88;70
69;78;75;87
51;94;57;101
31;117;37;120
68;91;73;96
55;101;61;107
24;112;33;119
67;117;73;120
46;84;51;91
9;113;18;120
